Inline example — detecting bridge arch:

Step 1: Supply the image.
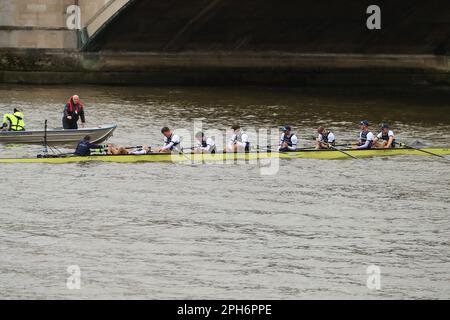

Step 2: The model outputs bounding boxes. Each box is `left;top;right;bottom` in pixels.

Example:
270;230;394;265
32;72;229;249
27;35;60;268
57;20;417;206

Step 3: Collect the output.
81;0;135;50
81;0;450;55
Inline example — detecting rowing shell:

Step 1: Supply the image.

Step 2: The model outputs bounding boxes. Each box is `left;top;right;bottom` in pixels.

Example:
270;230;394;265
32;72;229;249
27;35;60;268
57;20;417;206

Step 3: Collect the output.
0;147;448;164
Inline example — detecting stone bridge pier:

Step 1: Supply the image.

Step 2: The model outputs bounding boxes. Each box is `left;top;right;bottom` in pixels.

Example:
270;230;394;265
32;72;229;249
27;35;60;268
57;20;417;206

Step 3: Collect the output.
0;0;129;49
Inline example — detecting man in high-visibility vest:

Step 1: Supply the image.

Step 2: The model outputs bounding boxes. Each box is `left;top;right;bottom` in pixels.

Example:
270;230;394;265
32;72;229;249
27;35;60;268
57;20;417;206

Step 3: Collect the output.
1;108;26;131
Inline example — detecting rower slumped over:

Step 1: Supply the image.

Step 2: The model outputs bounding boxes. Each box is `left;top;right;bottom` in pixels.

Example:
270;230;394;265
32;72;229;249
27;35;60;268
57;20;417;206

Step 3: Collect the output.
107;145;151;155
194;131;216;154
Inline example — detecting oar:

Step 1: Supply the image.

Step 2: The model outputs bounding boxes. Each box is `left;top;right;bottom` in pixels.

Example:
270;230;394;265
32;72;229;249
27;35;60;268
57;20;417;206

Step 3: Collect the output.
174;146;195;164
326;144;360;160
255;143;352;152
322;143;354;148
124;145;143;149
397;142;449;160
254;145;273;152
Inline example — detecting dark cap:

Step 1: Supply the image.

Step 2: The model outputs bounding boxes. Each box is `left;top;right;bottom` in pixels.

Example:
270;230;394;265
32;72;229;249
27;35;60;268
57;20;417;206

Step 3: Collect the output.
13;108;19;113
379;123;389;129
281;125;291;132
359;120;369;126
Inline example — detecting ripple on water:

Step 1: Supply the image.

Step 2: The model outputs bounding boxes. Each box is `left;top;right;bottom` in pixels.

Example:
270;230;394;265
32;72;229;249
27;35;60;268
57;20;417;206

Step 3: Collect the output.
0;85;449;299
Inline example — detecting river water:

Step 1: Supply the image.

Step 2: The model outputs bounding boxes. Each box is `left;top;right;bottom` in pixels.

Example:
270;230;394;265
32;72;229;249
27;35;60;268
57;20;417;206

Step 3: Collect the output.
0;84;449;299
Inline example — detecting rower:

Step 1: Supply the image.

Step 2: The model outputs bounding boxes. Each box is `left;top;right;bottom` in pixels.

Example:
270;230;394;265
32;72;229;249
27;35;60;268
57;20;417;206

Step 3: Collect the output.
373;123;395;148
353;120;374;149
159;127;181;152
278;125;298;152
63;95;86;129
194;131;216;154
316;126;335;149
74;135;106;156
228;125;250;152
107;145;151;155
1;108;25;131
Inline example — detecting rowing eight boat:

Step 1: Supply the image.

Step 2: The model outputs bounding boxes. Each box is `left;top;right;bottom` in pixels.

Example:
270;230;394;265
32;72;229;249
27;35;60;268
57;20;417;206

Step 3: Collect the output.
0;147;448;164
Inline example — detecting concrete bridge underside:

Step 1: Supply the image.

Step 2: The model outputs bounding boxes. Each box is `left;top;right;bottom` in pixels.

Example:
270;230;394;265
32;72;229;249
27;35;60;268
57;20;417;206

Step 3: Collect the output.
1;0;450;85
84;0;450;54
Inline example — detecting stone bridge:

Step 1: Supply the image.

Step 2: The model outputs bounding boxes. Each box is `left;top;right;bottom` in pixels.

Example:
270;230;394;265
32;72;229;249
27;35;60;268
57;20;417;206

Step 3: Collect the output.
0;0;449;85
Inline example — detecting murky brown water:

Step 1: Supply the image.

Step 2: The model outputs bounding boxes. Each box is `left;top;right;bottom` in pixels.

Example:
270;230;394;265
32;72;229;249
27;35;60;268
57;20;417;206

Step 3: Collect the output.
0;84;449;299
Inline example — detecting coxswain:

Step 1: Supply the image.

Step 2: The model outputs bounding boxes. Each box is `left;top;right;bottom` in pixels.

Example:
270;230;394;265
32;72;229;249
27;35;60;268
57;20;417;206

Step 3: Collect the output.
228;125;250;152
63;95;86;129
158;127;181;152
373;123;396;149
315;126;335;149
353;120;374;149
1;108;25;131
74;135;106;156
194;131;216;154
278;125;298;152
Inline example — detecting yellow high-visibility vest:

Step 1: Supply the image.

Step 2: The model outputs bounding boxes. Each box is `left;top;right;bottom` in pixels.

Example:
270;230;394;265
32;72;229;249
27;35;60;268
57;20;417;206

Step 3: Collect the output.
2;112;26;131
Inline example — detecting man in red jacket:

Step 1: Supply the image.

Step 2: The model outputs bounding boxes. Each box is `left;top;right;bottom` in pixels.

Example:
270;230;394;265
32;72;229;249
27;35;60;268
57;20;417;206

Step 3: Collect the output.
62;95;86;129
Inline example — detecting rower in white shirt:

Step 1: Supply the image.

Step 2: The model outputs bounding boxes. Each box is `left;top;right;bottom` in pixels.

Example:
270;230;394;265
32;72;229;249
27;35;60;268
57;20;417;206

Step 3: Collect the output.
353;120;374;150
278;125;298;152
315;126;335;149
158;126;181;152
228;125;250;152
373;123;396;149
194;131;216;154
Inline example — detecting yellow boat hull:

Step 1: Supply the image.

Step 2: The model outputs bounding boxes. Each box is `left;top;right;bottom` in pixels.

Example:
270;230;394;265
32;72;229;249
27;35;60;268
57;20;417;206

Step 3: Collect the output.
0;148;449;164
